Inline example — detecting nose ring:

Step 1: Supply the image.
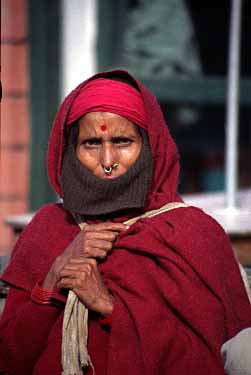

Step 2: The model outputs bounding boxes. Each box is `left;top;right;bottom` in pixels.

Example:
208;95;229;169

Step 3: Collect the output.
104;166;113;175
103;163;119;175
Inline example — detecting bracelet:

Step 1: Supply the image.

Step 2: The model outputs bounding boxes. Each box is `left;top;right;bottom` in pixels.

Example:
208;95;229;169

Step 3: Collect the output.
31;281;53;305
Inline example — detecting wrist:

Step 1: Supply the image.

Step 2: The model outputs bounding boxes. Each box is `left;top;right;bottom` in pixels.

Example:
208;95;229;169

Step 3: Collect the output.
42;271;57;291
98;293;114;316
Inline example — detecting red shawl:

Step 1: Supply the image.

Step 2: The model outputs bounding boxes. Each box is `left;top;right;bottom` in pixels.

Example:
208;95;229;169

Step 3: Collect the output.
1;70;251;375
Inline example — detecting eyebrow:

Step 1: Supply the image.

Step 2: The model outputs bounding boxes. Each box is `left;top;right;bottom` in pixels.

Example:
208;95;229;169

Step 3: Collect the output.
79;132;139;139
81;135;138;142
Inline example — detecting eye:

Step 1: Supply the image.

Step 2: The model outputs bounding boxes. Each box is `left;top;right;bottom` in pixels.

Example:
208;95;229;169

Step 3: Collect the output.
82;138;102;148
112;137;133;146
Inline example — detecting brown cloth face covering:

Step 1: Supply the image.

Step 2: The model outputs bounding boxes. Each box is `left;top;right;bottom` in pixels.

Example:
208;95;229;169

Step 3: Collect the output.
61;129;153;216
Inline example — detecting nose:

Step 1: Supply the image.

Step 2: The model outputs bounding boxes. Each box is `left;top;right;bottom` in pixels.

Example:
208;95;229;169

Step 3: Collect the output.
100;142;118;169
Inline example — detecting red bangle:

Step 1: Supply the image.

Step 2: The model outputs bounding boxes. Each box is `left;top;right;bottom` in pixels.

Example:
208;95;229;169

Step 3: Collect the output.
31;281;53;305
99;314;112;327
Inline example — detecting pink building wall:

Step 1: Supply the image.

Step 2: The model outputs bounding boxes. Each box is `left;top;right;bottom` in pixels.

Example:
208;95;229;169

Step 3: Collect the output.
0;0;30;255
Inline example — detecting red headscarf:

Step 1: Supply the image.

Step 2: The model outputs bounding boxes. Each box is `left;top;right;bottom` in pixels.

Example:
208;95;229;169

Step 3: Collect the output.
66;78;147;129
47;70;181;210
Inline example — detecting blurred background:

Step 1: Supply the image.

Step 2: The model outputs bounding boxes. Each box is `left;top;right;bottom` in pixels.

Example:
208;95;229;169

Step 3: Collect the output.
1;0;251;265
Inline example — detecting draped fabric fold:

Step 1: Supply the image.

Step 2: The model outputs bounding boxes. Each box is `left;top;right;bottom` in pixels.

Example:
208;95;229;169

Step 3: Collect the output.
62;202;188;375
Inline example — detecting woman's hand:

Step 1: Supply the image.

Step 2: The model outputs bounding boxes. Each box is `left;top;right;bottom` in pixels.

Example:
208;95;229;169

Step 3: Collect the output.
42;222;128;290
81;222;129;259
57;257;114;315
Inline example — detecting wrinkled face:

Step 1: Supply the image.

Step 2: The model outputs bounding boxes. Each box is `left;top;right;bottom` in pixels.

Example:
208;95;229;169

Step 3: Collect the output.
76;112;142;179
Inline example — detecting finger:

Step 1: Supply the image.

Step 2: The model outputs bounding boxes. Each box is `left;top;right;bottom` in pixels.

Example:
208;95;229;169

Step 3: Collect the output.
84;230;118;242
84;222;129;233
68;257;97;267
57;262;99;285
57;276;100;298
57;276;78;289
85;239;113;252
59;268;85;278
58;262;96;279
84;248;107;259
66;248;105;268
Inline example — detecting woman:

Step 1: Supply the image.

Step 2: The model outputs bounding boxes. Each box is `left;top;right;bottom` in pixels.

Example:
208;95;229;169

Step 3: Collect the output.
0;70;251;375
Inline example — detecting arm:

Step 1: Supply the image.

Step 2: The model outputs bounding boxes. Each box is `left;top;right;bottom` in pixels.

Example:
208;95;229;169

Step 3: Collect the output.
0;221;127;375
57;257;114;316
0;286;63;375
43;222;128;316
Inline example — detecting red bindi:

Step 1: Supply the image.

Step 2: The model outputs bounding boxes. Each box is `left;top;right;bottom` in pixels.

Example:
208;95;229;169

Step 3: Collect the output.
100;124;107;131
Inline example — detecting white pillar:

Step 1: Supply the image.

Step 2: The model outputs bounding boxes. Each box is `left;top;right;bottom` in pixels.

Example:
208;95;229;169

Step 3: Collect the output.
60;0;97;98
225;0;242;209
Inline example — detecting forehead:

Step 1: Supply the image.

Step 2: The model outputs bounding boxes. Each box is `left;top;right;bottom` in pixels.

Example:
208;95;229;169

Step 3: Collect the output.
78;112;139;135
